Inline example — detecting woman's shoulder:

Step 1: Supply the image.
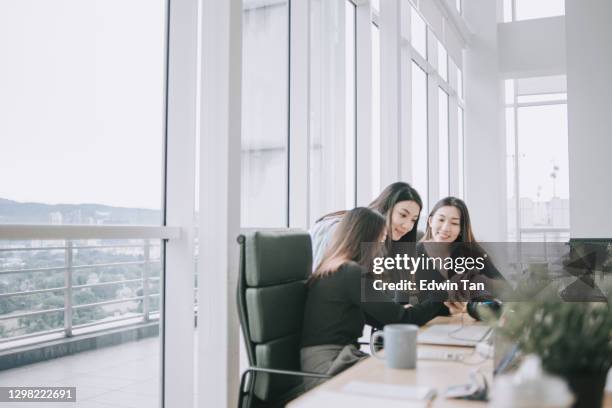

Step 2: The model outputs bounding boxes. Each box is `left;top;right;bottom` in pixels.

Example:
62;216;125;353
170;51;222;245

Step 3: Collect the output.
337;261;366;278
311;214;342;231
310;262;363;291
310;215;342;241
415;241;427;254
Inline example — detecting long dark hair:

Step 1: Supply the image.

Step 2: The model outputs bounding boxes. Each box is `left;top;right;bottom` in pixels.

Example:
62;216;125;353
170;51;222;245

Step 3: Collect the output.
311;207;386;280
423;196;476;243
368;182;423;244
315;182;423;243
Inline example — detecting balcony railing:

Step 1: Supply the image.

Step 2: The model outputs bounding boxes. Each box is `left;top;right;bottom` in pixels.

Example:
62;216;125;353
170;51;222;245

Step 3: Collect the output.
519;227;570;243
0;240;163;347
0;225;180;350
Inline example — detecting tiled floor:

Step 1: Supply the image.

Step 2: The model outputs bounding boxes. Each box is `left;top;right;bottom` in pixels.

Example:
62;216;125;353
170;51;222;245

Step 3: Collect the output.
0;337;160;408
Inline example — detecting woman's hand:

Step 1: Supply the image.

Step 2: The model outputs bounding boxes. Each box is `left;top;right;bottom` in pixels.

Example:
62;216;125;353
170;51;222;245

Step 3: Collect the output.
444;301;467;315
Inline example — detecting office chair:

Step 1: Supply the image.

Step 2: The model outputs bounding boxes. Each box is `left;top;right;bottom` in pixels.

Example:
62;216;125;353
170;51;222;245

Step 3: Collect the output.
236;230;331;408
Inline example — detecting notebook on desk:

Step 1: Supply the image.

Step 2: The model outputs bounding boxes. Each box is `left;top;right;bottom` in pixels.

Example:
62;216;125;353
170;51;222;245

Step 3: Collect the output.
342;381;436;401
290;390;429;408
418;324;492;347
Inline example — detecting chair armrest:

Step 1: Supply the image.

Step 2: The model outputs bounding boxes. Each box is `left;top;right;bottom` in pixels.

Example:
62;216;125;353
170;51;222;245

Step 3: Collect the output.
245;366;331;379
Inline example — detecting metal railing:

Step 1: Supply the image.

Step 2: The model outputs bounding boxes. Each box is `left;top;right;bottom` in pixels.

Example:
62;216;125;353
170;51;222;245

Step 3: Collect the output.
0;240;161;345
519;227;570;243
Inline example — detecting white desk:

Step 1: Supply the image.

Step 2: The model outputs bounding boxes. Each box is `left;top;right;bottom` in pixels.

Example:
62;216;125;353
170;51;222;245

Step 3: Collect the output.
289;315;612;407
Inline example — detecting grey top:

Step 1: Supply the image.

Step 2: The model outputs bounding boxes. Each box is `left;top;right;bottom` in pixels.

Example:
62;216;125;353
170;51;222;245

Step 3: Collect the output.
309;215;342;271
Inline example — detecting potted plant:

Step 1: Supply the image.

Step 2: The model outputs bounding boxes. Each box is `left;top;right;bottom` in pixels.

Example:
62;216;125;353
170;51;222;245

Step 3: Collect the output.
496;288;611;408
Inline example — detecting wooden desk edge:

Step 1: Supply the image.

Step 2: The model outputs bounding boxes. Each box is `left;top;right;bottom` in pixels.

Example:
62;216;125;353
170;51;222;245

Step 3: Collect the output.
289;315;612;407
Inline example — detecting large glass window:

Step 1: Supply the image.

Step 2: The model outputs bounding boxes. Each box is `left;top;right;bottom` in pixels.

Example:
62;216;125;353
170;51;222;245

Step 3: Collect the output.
411;62;428;216
410;7;427;59
517;105;569;235
515;0;565;21
457;66;463;101
502;0;565;22
371;0;380;14
438;88;449;198
506;106;518;241
0;1;165;224
437;39;448;83
505;76;570;242
502;0;512;22
407;3;463;214
344;1;356;208
241;0;289;227
0;1;166;405
371;24;381;198
457;106;464;198
309;0;357;223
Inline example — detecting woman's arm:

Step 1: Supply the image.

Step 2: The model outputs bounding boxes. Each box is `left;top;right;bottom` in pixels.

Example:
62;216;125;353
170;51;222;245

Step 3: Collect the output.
343;264;445;327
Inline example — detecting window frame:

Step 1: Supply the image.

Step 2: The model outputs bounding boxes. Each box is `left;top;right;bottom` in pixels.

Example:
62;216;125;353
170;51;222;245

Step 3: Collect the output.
504;78;569;242
405;4;465;213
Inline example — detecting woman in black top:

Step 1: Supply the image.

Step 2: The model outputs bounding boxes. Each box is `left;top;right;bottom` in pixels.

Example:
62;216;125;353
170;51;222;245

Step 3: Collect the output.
415;197;508;303
300;207;455;388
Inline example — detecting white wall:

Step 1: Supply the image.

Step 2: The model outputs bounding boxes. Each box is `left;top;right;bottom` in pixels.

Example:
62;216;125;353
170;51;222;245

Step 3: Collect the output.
463;0;506;241
565;0;612;239
498;16;566;78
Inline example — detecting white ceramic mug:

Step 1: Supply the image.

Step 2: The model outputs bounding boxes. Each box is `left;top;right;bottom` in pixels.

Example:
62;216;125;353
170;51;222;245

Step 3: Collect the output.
370;324;418;369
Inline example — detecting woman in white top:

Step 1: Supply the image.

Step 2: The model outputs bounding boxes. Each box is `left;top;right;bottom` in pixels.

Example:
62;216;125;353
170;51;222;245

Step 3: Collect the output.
310;182;423;270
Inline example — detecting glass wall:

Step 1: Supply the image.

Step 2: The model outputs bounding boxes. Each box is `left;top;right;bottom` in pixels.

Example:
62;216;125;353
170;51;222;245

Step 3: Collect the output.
407;5;464;215
309;0;357;223
438;88;449;197
371;23;381;198
344;1;356;209
0;0;165;224
0;1;166;406
241;0;289;227
456;66;463;101
457;106;464;198
517;104;569;235
506;105;518;241
505;76;570;242
515;0;565;21
437;39;448;82
411;62;428;217
502;0;565;22
410;9;427;59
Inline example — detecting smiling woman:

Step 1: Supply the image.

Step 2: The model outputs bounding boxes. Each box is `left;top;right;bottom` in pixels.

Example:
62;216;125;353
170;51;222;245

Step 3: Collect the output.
423;197;476;243
390;200;420;241
310;182;424;270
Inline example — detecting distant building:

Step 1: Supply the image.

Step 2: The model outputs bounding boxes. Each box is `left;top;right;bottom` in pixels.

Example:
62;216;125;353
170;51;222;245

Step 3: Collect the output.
49;211;63;225
549;197;570;228
65;209;82;224
519;197;570;228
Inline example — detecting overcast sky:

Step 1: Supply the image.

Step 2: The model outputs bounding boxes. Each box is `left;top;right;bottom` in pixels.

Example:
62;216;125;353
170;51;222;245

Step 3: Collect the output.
0;0;569;211
0;0;165;210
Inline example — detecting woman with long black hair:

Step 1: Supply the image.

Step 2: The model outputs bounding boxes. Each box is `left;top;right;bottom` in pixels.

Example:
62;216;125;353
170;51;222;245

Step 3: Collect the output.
416;197;507;304
310;182;423;270
301;207;454;388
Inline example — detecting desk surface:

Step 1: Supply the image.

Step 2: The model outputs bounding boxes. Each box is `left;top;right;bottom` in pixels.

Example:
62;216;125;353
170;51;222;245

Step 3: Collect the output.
289;315;612;407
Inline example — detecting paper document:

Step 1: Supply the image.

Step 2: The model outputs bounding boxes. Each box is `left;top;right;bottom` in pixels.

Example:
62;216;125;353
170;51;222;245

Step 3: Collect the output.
342;381;436;400
290;390;429;408
418;324;491;347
